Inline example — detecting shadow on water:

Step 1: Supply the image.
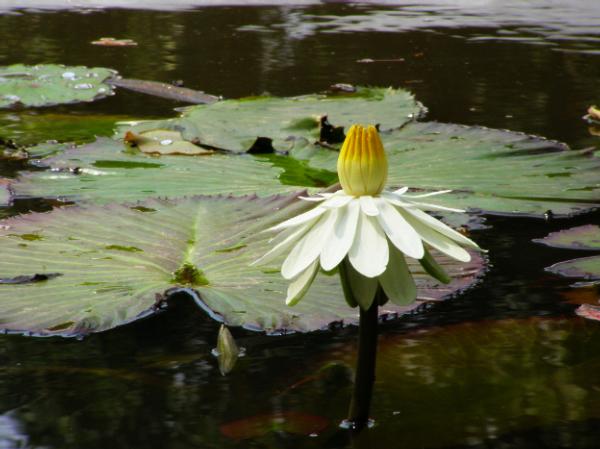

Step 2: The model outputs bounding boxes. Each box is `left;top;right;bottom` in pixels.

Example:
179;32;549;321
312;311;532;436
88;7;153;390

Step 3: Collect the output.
1;2;600;448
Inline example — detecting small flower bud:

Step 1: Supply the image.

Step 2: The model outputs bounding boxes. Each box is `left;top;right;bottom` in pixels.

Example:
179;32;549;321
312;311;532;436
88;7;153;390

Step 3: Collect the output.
337;124;388;196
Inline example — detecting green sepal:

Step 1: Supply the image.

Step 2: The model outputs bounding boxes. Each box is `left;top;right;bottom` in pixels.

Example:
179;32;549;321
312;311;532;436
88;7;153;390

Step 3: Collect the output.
419;247;451;284
338;259;359;308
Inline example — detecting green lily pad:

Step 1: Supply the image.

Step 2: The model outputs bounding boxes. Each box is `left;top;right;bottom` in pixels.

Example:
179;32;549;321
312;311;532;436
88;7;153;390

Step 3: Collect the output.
292;121;600;218
0;112;129;145
536;225;600;284
118;86;422;153
0;64;116;108
536;224;600;251
12;138;303;203
0;193;483;337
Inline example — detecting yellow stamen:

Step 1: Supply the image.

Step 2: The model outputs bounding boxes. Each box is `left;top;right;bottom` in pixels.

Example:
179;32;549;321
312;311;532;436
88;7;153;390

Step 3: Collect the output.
337;124;388;196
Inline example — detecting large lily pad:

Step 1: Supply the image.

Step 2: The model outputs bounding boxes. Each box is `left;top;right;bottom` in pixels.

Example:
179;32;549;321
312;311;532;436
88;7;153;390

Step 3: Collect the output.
0;64;116;108
0;193;483;337
118;87;422;153
12;138;304;203
292;122;600;218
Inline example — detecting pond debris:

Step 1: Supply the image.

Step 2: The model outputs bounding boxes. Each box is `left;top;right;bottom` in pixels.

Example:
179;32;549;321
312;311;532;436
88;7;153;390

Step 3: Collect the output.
91;37;138;47
211;324;245;375
356;57;405;63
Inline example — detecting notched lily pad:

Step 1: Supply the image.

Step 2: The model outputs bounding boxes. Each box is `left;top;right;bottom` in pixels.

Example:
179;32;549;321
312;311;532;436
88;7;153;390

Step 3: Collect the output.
0;64;116;108
117;86;423;153
220;412;329;440
292;121;600;219
0;193;484;337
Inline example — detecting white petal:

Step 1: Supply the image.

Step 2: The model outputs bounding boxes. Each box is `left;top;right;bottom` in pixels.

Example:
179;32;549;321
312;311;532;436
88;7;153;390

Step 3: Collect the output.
281;210;337;279
359;196;379;216
403;207;479;249
376;198;424;259
286;259;320;306
406;189;452;198
322;193;354;209
320;201;359;271
401;211;471;262
404;199;464;213
378;244;417;306
381;191;416;208
299;196;327;202
393;186;409;195
252;225;309;266
267;205;326;232
345;260;378;310
348;212;389;278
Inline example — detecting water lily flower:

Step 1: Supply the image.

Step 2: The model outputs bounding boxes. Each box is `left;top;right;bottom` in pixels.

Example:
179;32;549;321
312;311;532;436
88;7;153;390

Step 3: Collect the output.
254;124;481;309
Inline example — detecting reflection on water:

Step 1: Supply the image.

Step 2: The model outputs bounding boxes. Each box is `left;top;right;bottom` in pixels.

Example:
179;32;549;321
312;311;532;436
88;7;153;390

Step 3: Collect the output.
1;2;600;448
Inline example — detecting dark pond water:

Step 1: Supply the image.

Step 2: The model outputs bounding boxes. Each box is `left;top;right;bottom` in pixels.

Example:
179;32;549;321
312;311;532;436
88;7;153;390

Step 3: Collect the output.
1;2;600;448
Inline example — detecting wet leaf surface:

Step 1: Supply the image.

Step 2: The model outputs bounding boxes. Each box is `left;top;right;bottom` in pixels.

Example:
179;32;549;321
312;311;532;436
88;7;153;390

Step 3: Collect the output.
12;137;302;203
124;129;213;155
0;64;116;108
118;86;422;153
0;193;484;336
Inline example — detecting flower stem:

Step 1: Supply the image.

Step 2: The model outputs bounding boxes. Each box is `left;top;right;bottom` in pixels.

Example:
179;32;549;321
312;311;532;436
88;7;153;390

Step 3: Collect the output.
346;289;380;431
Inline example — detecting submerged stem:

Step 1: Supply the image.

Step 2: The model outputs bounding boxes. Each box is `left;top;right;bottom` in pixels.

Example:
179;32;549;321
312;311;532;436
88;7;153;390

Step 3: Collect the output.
345;288;381;431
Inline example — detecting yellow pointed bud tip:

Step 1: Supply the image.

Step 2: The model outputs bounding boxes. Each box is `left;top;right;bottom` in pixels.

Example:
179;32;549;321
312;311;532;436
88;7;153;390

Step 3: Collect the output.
337;124;388;196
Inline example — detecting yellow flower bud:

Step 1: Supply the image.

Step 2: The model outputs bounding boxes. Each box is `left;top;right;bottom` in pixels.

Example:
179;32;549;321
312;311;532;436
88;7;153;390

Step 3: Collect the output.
337;124;388;196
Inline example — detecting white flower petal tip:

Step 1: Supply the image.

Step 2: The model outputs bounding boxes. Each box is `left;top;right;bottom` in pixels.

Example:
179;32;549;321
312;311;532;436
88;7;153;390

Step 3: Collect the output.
393;186;409;195
299;195;327;202
286;260;320;306
407;189;453;198
322;194;354;209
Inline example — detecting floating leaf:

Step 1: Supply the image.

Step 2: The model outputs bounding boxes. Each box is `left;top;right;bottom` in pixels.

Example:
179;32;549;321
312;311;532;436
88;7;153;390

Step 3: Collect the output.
109;77;219;104
536;225;600;287
12;138;302;203
0;64;116;108
535;224;600;250
118;87;422;153
220;411;329;440
0;193;484;337
91;37;137;47
124;130;213;155
292;121;600;218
